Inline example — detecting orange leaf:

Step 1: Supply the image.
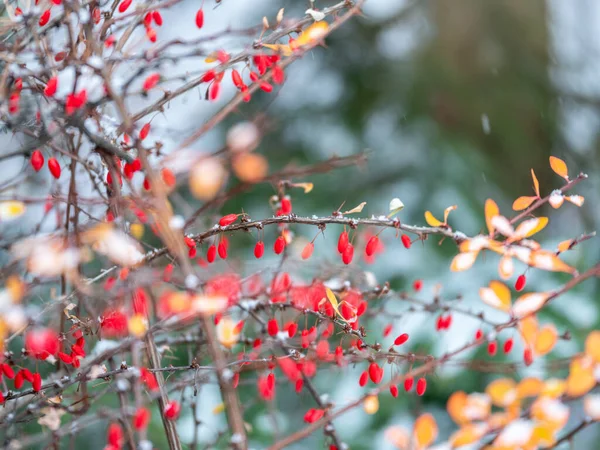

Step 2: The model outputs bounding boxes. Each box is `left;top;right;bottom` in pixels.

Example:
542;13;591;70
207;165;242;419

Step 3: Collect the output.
413;413;438;449
566;356;596;397
512;196;537;211
531;169;540;197
450;423;488;447
549;156;569;180
518;315;539;347
557;239;573;253
447;391;468;425
565;195;584;207
498;255;514;280
485;199;499;235
534;324;558;356
517;377;544;399
529;250;576;274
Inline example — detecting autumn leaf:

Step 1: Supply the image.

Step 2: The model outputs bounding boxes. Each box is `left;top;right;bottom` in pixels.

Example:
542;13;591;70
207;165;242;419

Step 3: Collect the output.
549;156;569;180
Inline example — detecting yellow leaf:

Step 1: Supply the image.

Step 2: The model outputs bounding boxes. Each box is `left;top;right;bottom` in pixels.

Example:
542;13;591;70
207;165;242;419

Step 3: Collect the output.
557;239;573;253
517;377;544;399
541;379;566;398
585;331;600;363
324;288;355;323
510;217;548;243
518;315;539;347
531;397;569;429
343;202;366;215
128;314;148;337
261;43;293;56
424;211;443;227
566;356;596;397
363;394;379;414
130;223;144;240
479;281;511;312
292;182;314;193
212;402;225;414
512;196;537;211
294;21;330;48
450;423;487;447
534;324;557;356
443;205;457;224
531;169;540;197
529;423;557;448
216;317;241;349
0;201;26;221
549;156;569;180
413;413;438;449
486;378;517;407
485;199;499;235
450;251;478;272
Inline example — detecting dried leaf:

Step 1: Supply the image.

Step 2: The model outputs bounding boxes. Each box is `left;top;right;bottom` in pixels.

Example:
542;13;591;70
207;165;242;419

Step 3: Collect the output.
529;250;576;274
565;195;584;207
512;217;548;240
512;292;548;318
292;182;314;193
388;198;404;217
443;205;457;224
479;281;511;312
343;202;366;215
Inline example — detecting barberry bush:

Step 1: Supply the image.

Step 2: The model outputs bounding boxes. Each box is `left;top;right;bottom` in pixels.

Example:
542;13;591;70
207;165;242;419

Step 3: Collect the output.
0;1;598;449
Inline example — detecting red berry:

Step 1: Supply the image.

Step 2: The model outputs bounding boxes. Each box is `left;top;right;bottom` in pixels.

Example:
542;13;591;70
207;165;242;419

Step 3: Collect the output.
394;333;409;346
207;244;217;263
164;400;180;420
232;70;243;88
413;279;423;291
524;347;534;366
404;376;413;392
390;384;399;398
32;372;42;392
337;231;349;253
195;8;204;28
39;9;51;26
416;377;427;396
287;323;297;338
503;338;514;354
383;324;393;337
58;352;73;364
209;81;221;101
1;364;15;379
133;407;151;430
365;236;379;257
143;73;160;91
48;157;61;179
401;234;412;249
44;77;58;96
515;274;526;292
118;0;131;13
217;241;227;259
301;242;314;260
31;150;44;171
139;123;150;140
152;11;163;26
25;328;59;359
272;65;285;84
274;236;286;254
254;241;264;259
14;371;24;389
280;197;292;214
107;423;123;448
487;341;497;356
219;214;238;227
358;371;368;387
342;243;354;265
267;319;279;336
475;329;483;340
368;362;383;384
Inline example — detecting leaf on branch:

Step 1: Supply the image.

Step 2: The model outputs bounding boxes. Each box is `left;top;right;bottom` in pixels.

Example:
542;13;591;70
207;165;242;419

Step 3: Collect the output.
549;156;569;180
388;197;404;218
512;196;537;211
484;198;499;235
342;201;366;215
291;182;314;193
